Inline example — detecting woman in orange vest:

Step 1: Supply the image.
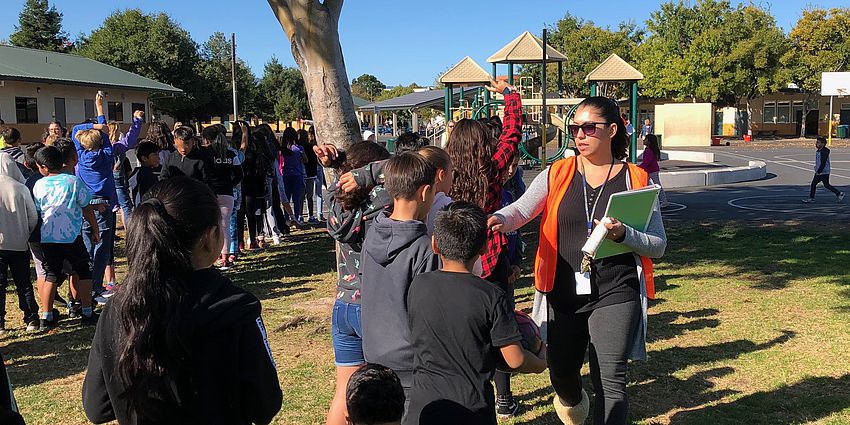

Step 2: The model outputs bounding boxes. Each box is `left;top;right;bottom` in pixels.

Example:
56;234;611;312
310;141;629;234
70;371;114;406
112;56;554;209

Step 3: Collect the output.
489;97;666;425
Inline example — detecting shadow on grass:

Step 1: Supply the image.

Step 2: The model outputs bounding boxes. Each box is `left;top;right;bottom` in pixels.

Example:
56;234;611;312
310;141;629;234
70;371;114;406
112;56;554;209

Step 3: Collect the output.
669;373;850;424
2;324;95;388
647;308;720;344
629;330;796;420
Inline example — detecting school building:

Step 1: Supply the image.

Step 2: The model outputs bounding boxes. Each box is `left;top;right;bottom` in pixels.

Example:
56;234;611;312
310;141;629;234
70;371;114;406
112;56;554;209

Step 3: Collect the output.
0;45;181;142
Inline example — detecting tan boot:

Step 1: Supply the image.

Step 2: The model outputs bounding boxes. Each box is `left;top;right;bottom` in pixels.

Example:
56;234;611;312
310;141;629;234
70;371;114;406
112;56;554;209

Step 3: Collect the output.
553;389;589;424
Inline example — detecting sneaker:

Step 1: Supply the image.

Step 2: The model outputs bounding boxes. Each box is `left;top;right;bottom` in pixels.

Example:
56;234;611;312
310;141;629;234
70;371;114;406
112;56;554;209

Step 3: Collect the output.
67;302;82;318
802;198;815;204
272;234;281;245
26;321;39;332
93;290;109;305
105;282;116;292
496;394;520;419
308;216;319;224
80;311;99;326
227;254;237;263
0;325;6;337
39;316;58;331
839;192;845;203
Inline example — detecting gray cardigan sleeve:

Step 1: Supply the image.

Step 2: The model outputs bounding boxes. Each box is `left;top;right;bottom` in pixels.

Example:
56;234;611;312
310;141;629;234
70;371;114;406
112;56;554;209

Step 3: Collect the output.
493;167;550;233
494;166;667;259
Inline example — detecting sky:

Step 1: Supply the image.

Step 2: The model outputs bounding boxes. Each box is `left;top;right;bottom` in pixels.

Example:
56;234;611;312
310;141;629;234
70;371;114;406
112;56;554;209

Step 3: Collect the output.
1;0;847;87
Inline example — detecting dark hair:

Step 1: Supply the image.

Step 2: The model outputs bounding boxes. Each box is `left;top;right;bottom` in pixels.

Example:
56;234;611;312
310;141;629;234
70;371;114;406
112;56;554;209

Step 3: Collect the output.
434;201;487;263
446;119;496;208
816;136;827;144
47;120;65;135
34;145;63;172
202;125;229;159
417;145;452;171
346;364;405;425
384;152;436;200
24;142;44;170
394;132;427;154
173;126;194;142
231;120;251;149
336;141;391;211
644;134;661;158
52;138;77;165
243;132;271;178
136;141;161;160
297;129;309;145
117;176;220;419
0;127;21;145
146;121;174;151
576;97;629;160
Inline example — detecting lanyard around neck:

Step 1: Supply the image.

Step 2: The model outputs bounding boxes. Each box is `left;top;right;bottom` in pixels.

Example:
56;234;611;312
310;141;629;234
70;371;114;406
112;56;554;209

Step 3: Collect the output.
580;157;615;238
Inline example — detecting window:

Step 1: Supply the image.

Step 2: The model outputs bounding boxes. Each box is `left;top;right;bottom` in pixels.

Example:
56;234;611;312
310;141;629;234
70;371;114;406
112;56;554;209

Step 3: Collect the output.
84;99;96;121
792;101;804;123
107;101;124;122
763;101;776;123
776;101;791;123
15;97;38;123
54;98;66;126
131;103;146;121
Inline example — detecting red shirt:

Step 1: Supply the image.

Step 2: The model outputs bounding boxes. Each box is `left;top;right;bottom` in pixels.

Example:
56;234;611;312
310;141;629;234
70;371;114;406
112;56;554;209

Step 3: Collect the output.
481;92;522;278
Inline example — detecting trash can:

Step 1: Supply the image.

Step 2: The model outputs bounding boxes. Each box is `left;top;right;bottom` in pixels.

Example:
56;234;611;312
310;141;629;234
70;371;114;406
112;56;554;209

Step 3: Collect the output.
386;138;396;153
711;136;723;146
838;125;849;139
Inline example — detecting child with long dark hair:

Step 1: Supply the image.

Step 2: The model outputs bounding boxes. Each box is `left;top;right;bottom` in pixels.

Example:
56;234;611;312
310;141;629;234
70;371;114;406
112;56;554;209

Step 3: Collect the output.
241;131;271;250
281;127;307;222
639;134;667;207
202;125;243;269
82;176;281;424
446;79;523;417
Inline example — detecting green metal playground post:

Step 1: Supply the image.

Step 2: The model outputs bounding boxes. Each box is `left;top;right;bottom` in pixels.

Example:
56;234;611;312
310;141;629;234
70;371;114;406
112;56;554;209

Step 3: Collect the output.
508;63;514;85
590;81;598;97
630;81;638;163
445;84;453;123
459;86;464;118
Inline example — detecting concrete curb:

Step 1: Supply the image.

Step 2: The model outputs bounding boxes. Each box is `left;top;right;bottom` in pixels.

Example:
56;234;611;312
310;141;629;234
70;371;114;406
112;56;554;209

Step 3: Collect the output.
659;161;767;188
661;150;715;163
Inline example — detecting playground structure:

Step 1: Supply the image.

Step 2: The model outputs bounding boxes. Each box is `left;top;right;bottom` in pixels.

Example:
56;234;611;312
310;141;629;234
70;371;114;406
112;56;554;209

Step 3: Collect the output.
440;31;645;166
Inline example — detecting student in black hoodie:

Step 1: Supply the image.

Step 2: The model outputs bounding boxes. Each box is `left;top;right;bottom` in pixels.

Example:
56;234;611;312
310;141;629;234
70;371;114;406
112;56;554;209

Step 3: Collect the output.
158;126;214;187
361;152;439;403
82;176;282;424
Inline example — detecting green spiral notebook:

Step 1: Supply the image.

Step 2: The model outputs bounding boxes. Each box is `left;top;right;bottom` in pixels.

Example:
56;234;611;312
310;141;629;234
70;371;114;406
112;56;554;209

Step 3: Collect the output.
593;184;661;260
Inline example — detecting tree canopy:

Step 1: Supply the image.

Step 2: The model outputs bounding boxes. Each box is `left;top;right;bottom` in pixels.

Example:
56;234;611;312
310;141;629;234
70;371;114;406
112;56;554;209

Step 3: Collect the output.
781;8;850;94
258;56;311;123
196;32;259;120
351;74;386;101
10;0;70;52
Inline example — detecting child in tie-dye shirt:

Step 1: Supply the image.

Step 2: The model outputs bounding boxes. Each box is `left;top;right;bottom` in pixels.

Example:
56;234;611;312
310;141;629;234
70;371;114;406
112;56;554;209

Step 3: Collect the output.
31;145;100;330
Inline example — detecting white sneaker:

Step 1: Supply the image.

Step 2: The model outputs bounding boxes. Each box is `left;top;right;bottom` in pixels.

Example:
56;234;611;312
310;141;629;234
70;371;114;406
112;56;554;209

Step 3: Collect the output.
272;234;281;245
802;198;815;204
839;193;845;203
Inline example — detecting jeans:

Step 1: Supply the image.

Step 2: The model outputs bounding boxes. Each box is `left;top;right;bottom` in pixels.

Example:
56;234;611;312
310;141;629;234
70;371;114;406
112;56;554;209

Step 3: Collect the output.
304;177;318;218
316;166;325;218
82;208;115;291
547;298;640;425
810;174;841;198
113;169;134;222
230;184;242;254
283;174;306;220
0;250;39;324
331;300;364;367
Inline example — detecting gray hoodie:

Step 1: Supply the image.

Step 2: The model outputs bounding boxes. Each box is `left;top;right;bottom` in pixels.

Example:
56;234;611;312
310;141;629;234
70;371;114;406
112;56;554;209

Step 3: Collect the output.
361;212;439;385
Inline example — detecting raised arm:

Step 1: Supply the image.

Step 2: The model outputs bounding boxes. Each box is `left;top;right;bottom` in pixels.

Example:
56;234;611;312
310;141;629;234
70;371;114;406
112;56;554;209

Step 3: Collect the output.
490;167;549;233
490;81;523;172
95;92;106;125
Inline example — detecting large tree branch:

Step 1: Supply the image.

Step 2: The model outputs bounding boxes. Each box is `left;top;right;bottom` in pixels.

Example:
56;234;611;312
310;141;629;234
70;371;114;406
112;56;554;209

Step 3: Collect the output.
267;0;295;39
324;0;344;20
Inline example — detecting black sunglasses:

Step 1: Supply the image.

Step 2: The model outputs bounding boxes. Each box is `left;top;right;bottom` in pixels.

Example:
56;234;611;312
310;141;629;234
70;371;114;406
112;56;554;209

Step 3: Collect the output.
567;122;613;138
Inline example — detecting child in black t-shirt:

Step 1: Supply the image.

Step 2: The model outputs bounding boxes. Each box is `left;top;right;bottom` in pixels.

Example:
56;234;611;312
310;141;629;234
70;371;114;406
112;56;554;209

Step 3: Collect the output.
129;141;160;205
406;201;546;425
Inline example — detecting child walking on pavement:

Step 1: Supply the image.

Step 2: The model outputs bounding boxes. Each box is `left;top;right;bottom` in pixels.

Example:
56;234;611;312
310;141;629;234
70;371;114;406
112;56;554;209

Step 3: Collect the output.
803;136;844;203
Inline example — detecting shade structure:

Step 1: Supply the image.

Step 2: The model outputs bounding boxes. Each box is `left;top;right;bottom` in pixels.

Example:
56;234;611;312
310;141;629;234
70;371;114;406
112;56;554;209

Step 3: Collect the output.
585;53;644;82
439;56;492;86
358;87;481;112
487;31;568;64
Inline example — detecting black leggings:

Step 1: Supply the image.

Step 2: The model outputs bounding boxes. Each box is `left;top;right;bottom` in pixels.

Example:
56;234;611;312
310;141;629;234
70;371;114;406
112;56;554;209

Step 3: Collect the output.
810;174;841;198
547;295;640;425
244;195;266;243
485;252;514;398
269;178;289;234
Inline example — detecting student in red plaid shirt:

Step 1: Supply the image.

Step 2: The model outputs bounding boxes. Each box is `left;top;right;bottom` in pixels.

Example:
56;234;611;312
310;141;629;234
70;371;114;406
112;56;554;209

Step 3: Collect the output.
445;78;523;417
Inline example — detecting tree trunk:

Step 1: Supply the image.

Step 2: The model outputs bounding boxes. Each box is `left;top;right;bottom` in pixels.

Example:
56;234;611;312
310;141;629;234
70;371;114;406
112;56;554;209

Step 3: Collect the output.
267;0;360;149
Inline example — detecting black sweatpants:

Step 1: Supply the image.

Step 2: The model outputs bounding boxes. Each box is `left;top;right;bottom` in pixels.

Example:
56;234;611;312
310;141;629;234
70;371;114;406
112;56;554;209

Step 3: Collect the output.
244;195;266;243
547;297;640;425
0;250;39;325
810;174;841;199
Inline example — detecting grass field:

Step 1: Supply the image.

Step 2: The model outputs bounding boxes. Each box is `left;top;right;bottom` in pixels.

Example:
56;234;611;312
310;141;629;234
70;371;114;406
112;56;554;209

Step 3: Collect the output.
2;219;849;424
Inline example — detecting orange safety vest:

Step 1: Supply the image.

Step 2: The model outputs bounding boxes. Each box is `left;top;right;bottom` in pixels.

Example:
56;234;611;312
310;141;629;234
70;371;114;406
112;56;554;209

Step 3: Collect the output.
533;156;656;298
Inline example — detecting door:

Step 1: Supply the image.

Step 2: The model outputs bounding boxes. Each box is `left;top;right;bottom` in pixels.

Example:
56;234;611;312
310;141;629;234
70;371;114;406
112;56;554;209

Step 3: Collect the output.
805;110;819;136
794;110;803;136
54;98;66;125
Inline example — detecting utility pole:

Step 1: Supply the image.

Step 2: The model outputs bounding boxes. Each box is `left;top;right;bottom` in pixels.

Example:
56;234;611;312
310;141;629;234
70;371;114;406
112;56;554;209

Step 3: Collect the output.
231;32;239;124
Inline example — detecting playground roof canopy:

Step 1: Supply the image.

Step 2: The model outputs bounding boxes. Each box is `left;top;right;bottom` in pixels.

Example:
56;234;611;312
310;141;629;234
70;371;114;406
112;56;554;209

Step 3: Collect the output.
585;54;644;82
440;56;492;85
487;31;568;64
359;87;481;112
